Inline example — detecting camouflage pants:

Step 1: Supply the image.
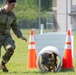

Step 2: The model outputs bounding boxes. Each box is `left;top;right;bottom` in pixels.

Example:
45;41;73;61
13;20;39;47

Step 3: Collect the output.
0;35;15;64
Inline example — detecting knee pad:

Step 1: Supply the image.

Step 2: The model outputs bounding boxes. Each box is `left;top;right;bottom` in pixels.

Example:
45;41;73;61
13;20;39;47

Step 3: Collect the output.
7;48;14;55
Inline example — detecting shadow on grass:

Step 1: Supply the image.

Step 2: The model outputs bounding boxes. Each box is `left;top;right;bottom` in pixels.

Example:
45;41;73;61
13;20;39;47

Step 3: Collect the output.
1;68;74;74
59;68;75;72
8;71;45;74
8;68;75;74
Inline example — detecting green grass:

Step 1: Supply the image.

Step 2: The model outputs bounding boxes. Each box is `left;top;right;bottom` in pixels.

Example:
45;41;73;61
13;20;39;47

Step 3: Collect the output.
0;29;76;75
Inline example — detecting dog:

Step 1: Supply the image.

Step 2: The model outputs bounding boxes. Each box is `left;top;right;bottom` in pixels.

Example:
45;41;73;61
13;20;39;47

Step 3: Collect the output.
41;52;57;72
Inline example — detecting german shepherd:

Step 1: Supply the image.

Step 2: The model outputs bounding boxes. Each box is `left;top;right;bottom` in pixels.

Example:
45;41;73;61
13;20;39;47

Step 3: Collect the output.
41;52;57;72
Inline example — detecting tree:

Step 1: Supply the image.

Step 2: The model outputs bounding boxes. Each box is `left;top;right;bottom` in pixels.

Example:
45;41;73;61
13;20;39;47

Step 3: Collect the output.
36;0;52;11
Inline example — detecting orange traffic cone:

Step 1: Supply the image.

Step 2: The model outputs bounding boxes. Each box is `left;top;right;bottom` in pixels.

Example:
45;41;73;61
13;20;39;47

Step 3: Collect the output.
62;30;73;68
27;29;37;68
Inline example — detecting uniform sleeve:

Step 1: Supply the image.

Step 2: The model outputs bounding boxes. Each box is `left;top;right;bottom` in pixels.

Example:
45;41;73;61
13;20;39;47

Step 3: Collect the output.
11;17;23;38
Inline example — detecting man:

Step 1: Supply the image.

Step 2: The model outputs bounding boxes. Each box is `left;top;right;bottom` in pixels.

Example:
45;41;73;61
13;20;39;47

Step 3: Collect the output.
0;0;27;72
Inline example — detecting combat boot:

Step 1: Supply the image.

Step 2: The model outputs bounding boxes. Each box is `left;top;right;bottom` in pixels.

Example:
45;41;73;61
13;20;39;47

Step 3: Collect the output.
0;61;8;72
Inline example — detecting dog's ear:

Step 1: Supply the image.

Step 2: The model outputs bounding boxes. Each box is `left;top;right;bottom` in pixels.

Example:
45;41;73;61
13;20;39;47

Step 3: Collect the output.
53;53;57;56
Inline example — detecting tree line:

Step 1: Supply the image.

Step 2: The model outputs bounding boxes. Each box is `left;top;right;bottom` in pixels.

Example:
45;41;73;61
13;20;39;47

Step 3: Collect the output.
0;0;52;29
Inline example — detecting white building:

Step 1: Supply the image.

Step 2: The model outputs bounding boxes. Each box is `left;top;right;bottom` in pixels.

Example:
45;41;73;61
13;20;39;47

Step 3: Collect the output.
53;0;76;32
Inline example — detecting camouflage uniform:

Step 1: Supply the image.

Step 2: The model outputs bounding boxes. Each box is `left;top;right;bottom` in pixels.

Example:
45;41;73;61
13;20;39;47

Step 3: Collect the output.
0;8;23;64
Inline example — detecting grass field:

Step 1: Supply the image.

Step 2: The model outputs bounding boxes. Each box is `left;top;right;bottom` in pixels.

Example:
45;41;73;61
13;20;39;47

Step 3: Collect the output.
0;29;76;75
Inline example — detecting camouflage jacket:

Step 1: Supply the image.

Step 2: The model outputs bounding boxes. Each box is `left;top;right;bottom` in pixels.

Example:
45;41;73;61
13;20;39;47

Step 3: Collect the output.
0;8;23;38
